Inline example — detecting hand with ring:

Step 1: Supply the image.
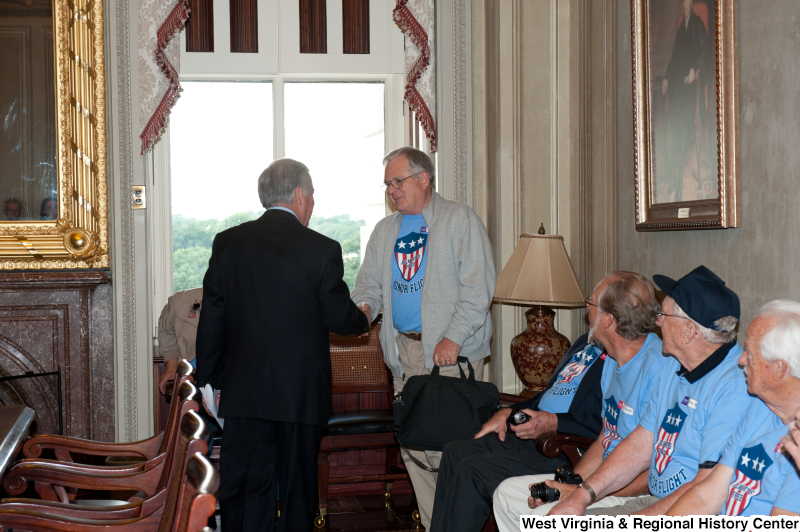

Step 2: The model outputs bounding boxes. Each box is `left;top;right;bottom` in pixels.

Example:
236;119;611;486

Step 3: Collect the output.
433;338;462;367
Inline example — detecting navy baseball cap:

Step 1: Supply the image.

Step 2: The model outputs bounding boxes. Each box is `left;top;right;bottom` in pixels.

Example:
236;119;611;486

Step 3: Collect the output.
653;266;740;330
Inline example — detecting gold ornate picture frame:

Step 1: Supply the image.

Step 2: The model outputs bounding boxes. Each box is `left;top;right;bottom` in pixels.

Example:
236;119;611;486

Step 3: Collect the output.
632;0;739;231
0;0;107;268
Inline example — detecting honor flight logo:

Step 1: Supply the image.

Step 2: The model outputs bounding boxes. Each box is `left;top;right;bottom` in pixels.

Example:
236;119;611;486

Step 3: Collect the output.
557;347;598;384
655;404;687;475
726;444;773;516
602;396;621;452
394;232;428;281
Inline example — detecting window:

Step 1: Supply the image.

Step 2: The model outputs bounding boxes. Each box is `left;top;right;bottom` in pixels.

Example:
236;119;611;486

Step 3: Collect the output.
152;0;405;314
284;82;386;288
168;78;393;292
169;81;273;292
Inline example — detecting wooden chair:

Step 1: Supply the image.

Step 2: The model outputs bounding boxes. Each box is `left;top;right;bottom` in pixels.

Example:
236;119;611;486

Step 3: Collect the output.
500;391;594;469
316;317;409;528
497;391;596;469
23;359;195;464
3;380;202;504
536;432;596;468
0;439;219;531
0;409;210;523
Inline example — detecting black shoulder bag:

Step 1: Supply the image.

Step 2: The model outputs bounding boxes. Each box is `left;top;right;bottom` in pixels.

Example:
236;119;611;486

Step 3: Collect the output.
394;356;499;471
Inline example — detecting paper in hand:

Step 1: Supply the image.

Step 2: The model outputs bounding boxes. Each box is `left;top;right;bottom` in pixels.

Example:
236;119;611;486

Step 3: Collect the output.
201;383;224;429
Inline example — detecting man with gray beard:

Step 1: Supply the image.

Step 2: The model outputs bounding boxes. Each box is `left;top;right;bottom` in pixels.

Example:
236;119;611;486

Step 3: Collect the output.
430;271;661;532
551;266;753;516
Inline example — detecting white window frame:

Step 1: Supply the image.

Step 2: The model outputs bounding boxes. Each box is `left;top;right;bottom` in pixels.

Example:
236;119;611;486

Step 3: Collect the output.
150;72;407;329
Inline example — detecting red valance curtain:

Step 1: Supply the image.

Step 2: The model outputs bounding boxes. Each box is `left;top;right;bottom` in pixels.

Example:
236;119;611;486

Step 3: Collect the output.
139;0;190;154
394;0;436;152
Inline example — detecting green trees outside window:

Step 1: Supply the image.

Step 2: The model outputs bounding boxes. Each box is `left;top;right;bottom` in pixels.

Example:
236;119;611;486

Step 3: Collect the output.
173;212;366;293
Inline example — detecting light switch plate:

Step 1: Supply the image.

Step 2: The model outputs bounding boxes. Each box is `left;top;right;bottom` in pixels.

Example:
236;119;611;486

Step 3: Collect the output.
132;186;146;209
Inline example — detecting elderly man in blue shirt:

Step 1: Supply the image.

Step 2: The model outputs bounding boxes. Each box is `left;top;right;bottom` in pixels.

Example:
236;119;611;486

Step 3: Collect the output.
430;271;662;532
666;299;800;517
493;272;669;529
550;266;754;516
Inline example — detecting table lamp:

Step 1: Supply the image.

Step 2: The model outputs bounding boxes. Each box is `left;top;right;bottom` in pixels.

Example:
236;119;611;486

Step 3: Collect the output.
493;227;586;395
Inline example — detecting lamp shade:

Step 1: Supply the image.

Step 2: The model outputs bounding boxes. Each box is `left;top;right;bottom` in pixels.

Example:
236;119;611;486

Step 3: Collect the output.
493;234;585;307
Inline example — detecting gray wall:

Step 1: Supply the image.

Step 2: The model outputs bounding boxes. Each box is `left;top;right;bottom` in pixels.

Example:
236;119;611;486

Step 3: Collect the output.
616;0;800;339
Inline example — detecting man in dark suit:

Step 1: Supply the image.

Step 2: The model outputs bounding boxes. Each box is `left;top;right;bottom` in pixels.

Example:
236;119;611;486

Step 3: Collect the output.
196;158;370;532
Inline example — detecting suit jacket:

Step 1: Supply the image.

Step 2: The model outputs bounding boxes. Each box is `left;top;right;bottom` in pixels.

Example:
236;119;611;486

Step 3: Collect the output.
516;333;605;440
196;209;369;427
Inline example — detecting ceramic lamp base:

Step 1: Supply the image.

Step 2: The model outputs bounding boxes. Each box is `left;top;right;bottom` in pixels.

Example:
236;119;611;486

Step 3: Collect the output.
510;306;572;392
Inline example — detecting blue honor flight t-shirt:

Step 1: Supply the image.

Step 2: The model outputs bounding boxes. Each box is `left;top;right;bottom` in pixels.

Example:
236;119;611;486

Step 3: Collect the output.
719;400;800;516
537;344;604;414
391;214;428;333
599;333;667;459
638;343;753;499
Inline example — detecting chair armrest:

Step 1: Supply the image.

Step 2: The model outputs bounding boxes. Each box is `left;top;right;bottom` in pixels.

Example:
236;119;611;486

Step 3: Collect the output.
498;393;527;407
3;459;165;500
9;456;160;475
23;433;163;460
0;507;162;531
0;497;146;519
535;431;595;468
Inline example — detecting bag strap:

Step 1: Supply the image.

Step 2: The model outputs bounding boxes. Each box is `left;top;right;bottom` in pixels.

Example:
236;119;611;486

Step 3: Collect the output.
396;436;439;472
457;356;478;393
428;356;477;393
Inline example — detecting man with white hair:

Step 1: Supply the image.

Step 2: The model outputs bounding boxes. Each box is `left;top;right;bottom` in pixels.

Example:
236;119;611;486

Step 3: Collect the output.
666;300;800;516
550;266;754;516
492;272;668;531
197;158;370;531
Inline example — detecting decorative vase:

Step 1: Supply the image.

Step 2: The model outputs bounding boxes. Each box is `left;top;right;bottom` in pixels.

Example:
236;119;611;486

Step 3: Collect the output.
509;306;572;393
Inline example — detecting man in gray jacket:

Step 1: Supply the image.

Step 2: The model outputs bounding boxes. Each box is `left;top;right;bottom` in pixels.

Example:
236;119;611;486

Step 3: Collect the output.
351;146;496;529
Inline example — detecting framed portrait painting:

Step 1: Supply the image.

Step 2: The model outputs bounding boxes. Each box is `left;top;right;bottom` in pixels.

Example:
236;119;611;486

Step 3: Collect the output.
632;0;740;231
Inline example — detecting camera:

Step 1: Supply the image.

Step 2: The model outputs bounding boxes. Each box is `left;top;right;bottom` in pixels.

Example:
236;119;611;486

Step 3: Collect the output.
529;467;583;503
506;408;531;426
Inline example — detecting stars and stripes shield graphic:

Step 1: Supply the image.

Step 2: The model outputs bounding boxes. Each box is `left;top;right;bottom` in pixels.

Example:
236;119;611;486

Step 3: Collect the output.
602;396;621;451
556;347;598;384
725;443;773;516
654;403;687;475
394;232;428;281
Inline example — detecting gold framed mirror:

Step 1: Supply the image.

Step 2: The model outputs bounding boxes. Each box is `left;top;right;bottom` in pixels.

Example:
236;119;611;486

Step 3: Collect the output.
0;0;107;268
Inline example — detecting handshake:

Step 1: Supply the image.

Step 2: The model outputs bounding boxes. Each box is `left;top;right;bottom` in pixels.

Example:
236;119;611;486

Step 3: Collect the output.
358;303;372;336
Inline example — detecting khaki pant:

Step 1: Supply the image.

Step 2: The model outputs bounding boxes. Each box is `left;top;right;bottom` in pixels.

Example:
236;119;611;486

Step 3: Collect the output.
394;333;484;530
493;473;655;532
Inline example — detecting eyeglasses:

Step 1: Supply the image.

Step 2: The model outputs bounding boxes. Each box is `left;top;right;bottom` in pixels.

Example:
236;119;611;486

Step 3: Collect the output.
382;171;423;190
585;296;598;309
655;311;692;321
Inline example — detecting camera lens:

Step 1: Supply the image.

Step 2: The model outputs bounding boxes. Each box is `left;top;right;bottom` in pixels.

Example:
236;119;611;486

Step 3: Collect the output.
530;482;560;503
508;408;531;426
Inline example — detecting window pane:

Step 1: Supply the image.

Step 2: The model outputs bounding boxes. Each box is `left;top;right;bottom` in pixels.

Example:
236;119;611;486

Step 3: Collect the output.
284;82;386;290
170;81;273;293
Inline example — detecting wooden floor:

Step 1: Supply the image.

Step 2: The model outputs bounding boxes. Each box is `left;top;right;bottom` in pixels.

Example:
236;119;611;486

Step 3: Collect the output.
212;493;498;531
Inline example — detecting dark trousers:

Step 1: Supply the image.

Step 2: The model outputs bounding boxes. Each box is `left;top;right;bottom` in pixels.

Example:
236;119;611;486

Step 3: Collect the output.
429;433;569;532
220;417;322;532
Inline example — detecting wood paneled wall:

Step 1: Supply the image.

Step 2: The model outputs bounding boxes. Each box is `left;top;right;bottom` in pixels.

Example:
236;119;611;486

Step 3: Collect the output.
230;0;258;53
185;0;214;52
342;0;369;54
299;0;327;54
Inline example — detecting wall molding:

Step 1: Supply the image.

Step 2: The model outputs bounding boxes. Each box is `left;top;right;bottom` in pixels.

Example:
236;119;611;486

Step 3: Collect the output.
108;0;138;441
436;0;472;207
452;0;468;204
